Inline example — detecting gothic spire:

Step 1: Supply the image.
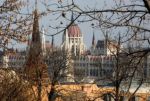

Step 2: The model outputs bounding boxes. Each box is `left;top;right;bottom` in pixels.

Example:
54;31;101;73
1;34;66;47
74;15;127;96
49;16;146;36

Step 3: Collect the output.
71;11;74;22
32;9;40;42
24;3;49;85
92;31;96;48
51;35;54;47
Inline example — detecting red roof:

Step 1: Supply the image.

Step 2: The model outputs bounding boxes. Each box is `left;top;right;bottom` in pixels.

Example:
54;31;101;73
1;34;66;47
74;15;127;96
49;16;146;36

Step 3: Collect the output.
68;24;81;37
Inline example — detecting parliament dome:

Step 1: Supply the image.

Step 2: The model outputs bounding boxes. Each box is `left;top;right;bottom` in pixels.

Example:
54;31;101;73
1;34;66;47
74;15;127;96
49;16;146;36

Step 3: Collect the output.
68;24;82;37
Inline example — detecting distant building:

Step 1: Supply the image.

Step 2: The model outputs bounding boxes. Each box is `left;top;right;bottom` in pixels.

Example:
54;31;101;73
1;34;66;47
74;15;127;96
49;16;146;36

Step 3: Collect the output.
61;18;85;57
4;50;26;69
1;13;149;86
60;17;118;83
90;33;119;56
73;55;115;84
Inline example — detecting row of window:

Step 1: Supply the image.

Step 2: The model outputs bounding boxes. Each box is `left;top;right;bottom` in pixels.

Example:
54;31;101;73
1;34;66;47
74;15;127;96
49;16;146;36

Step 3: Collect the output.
8;56;26;60
74;63;88;67
8;62;24;66
74;62;115;68
90;69;98;76
102;63;115;68
89;69;113;77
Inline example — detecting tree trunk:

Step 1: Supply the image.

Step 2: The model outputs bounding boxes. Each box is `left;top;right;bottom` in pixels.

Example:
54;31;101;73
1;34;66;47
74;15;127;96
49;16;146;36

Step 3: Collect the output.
37;81;42;101
48;84;56;101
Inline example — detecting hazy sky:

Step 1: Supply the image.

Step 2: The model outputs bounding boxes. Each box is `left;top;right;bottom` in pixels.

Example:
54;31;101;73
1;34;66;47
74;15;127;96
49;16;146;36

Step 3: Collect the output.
15;0;129;50
41;0;108;49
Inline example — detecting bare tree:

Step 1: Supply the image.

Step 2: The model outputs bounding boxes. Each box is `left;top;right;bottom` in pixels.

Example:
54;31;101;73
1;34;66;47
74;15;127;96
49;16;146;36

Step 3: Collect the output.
58;0;150;100
0;68;36;101
45;48;73;101
0;0;32;50
2;0;150;100
94;34;148;101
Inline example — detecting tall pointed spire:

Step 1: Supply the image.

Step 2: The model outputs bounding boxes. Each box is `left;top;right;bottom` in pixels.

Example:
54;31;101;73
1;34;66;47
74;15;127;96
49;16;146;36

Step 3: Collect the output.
71;10;76;25
105;32;108;46
24;2;49;85
92;30;96;49
105;32;108;42
71;11;74;22
92;32;96;46
51;35;54;47
35;0;38;10
32;9;41;45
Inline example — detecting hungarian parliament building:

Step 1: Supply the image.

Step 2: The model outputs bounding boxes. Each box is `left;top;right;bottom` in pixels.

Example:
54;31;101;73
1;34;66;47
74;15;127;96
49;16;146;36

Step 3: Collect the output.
0;21;150;85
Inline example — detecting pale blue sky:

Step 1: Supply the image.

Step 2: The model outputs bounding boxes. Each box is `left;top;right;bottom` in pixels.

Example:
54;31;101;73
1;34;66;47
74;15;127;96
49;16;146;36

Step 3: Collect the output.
14;0;133;50
41;0;108;48
13;0;104;49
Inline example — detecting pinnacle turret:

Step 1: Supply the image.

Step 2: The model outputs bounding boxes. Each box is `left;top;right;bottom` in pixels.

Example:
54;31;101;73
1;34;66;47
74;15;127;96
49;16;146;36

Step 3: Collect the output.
92;32;96;48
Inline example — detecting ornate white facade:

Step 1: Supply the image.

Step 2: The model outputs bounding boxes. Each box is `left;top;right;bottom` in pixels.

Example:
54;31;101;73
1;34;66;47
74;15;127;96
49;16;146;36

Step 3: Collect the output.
61;23;85;56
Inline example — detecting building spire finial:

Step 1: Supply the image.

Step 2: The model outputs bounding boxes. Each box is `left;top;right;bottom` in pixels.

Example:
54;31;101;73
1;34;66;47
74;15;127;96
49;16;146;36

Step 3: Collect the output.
51;35;54;47
71;11;74;22
92;31;96;47
105;31;108;42
35;0;38;10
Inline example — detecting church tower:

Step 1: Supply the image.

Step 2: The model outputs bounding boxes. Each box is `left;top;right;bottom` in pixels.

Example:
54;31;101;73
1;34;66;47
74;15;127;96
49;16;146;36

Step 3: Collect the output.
61;13;85;56
24;9;49;85
92;32;96;48
90;32;97;55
